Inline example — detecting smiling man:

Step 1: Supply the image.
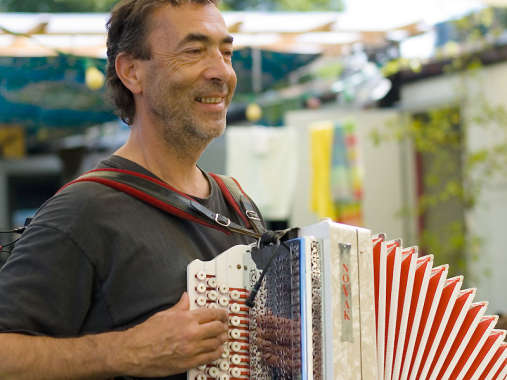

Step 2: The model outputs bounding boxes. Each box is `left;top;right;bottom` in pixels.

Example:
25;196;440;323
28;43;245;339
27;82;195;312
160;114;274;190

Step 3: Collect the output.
0;1;261;379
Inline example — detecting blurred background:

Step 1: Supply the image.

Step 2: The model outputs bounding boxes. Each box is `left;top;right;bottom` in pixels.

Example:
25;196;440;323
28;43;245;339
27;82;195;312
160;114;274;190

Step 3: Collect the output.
0;0;506;317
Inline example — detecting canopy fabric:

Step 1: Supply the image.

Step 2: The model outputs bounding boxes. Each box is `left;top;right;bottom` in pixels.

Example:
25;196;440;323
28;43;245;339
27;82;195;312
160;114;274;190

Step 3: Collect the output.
0;54;114;128
233;47;320;93
0;49;319;128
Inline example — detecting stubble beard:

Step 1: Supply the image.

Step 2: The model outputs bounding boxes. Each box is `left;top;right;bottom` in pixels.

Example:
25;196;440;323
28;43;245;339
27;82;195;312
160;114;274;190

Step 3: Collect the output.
148;87;227;159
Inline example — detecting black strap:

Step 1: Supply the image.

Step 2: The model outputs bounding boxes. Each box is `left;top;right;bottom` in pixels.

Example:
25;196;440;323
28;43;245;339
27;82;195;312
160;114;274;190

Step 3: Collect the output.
209;173;267;235
60;168;262;239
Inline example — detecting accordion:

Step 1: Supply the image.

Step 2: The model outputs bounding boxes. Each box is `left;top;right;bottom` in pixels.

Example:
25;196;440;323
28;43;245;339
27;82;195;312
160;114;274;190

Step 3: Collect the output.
187;220;506;380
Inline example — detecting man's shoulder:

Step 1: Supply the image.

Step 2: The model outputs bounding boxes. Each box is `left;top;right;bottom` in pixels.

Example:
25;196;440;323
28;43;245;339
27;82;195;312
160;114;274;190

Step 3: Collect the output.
30;180;124;234
28;156;136;229
33;155;152;226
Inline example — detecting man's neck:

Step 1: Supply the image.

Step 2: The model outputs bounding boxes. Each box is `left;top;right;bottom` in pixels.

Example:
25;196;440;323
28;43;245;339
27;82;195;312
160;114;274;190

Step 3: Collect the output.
114;123;211;198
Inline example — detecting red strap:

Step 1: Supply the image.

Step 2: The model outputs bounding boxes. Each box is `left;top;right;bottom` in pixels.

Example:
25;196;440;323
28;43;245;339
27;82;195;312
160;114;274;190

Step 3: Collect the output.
60;168;195;201
61;176;230;234
208;173;251;229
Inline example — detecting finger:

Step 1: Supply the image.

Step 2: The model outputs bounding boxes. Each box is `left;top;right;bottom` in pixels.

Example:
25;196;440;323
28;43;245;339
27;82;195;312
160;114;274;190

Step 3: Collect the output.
193;307;228;324
195;320;228;340
172;292;190;310
189;345;225;368
193;335;228;356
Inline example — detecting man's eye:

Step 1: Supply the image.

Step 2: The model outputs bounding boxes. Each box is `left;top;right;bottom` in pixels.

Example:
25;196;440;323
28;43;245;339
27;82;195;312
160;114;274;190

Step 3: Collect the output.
186;48;202;54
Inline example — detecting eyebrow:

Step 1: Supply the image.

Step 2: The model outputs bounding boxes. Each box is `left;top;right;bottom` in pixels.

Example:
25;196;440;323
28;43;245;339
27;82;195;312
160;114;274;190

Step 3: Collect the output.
176;33;234;49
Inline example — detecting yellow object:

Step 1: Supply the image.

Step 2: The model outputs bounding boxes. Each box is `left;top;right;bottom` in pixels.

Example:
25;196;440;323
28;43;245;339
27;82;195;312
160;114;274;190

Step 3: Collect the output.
245;103;262;122
310;121;336;219
0;125;25;158
85;66;105;90
310;120;363;225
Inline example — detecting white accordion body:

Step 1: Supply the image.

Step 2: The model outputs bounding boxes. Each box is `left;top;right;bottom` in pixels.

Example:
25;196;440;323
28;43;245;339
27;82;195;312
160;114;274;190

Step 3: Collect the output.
187;219;507;380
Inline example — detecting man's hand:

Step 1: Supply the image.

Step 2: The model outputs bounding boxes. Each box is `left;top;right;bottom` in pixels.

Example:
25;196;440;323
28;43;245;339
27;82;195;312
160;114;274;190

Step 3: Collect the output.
0;292;228;379
116;292;229;377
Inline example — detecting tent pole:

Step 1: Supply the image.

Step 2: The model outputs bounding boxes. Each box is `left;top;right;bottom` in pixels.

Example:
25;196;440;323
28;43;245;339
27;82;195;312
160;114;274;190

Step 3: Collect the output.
252;47;262;93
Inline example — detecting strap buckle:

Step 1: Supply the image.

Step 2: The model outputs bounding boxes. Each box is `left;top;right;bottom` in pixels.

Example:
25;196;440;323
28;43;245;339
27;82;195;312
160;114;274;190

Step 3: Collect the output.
246;210;261;221
215;213;231;227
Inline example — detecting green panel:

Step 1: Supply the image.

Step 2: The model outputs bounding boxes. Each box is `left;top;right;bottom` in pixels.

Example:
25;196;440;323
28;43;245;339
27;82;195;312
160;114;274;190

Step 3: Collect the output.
0;55;115;128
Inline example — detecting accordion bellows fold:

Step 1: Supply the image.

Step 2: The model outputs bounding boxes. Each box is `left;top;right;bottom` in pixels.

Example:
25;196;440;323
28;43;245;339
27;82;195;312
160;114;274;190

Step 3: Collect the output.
186;219;506;380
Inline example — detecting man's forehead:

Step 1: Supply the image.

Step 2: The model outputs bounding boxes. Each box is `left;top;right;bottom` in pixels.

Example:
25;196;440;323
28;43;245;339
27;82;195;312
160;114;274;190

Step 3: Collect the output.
148;3;228;42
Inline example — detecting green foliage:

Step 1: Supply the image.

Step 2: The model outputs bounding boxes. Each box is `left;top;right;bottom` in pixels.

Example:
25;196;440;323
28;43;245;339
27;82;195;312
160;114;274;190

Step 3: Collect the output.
0;0;116;12
372;7;507;279
314;62;343;79
219;0;265;11
0;0;343;12
220;0;343;11
381;58;422;77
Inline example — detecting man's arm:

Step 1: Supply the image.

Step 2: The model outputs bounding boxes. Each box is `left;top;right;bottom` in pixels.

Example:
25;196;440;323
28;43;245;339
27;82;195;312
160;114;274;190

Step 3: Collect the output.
0;293;228;379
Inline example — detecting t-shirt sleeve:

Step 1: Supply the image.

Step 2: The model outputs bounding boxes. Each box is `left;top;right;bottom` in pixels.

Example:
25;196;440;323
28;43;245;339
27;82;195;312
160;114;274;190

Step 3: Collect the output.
0;223;95;337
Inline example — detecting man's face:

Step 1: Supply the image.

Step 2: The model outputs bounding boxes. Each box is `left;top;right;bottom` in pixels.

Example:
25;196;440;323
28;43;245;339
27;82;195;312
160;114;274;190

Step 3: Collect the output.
141;3;237;145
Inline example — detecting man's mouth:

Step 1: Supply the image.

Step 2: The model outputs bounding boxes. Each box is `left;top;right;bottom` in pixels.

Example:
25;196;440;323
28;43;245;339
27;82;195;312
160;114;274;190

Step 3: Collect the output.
195;97;224;104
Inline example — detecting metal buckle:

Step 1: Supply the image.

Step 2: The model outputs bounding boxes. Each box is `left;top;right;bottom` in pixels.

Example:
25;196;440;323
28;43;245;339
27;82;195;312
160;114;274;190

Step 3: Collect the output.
215;214;231;227
246;210;261;221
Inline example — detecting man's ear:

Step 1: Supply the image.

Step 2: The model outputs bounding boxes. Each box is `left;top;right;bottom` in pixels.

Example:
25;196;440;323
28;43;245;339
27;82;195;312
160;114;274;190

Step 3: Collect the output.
115;52;143;94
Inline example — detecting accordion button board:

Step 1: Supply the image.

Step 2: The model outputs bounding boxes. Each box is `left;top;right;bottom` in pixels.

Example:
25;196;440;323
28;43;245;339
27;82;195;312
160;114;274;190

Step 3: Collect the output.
187;244;255;380
188;238;319;380
186;220;506;379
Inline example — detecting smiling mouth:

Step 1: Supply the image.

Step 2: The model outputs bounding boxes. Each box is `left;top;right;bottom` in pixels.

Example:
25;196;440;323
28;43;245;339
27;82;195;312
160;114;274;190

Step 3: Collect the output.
195;97;224;104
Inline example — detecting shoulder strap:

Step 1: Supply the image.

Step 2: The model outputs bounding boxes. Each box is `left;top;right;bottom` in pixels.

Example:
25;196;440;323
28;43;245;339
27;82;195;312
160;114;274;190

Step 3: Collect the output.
208;173;266;235
59;168;262;239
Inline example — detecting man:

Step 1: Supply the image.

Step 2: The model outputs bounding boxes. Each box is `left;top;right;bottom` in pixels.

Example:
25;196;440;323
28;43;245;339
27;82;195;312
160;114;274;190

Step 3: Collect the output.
0;0;259;378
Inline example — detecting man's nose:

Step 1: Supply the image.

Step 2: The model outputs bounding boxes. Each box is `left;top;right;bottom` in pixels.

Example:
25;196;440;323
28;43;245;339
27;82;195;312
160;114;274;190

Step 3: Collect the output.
202;49;234;83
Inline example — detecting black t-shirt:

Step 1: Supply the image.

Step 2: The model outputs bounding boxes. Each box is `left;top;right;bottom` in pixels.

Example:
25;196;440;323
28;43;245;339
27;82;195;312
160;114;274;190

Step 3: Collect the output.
0;155;259;379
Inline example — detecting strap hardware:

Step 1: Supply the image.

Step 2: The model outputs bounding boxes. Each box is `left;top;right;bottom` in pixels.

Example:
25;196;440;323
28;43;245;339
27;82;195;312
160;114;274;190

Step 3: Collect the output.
215;214;231;227
246;210;261;221
63;168;263;238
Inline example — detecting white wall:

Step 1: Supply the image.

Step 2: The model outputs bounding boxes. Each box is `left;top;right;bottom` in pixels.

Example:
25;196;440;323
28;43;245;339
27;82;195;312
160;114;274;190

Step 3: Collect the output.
400;62;507;313
284;106;416;244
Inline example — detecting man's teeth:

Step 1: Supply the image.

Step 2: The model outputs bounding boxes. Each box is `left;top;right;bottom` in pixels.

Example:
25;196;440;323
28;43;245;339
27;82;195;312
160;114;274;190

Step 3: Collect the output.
196;97;222;104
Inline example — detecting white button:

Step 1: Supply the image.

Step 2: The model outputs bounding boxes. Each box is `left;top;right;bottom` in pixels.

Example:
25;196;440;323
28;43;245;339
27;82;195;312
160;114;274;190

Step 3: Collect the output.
196;374;206;380
230;290;241;300
229;329;241;339
196;296;206;307
230;316;241;326
195;283;206;293
218;360;230;371
230;367;241;377
230;341;242;352
207;366;219;377
219;296;229;307
196;271;206;281
230;354;241;365
219;284;229;294
197;364;207;371
229;304;240;313
207;278;217;288
221;347;229;358
207;290;218;301
219;374;229;380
